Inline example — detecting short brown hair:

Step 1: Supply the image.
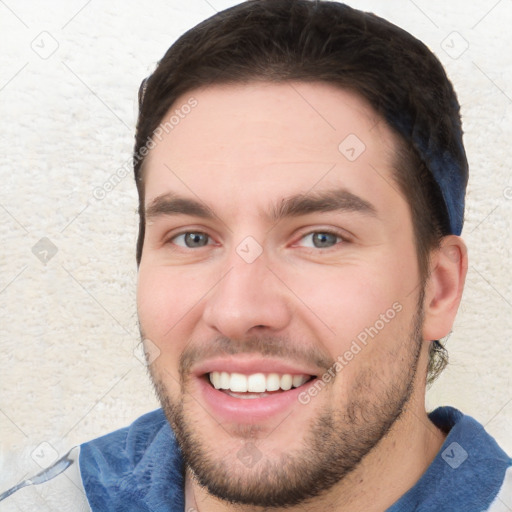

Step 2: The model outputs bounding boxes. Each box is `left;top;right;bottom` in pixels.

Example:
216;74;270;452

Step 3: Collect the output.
134;0;464;382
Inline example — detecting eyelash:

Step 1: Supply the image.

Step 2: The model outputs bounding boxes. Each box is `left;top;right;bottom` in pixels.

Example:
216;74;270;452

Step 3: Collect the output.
166;231;216;248
294;229;347;250
165;228;348;250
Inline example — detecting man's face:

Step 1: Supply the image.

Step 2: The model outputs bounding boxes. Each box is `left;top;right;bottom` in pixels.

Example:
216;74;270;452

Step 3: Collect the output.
137;82;426;506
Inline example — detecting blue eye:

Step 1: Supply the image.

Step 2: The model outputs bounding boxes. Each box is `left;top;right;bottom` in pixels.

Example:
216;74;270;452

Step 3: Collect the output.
172;232;211;248
299;232;341;249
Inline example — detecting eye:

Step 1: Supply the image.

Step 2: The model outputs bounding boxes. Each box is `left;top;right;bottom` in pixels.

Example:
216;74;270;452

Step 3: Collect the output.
298;231;342;249
171;232;212;248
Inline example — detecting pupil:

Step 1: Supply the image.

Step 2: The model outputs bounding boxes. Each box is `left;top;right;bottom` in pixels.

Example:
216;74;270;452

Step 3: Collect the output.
185;233;207;247
313;232;336;248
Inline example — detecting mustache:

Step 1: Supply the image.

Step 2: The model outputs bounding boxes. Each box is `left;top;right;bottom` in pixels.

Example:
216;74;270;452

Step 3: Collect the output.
178;335;335;378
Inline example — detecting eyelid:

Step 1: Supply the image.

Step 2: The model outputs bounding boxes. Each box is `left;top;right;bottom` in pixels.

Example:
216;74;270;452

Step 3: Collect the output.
291;227;352;247
164;227;218;247
171;233;213;248
297;233;342;249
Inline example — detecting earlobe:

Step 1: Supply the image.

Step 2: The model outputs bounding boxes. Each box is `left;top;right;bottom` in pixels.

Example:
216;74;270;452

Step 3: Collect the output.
422;235;468;341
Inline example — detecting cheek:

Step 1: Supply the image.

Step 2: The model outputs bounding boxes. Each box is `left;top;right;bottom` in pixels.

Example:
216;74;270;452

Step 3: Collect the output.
287;257;416;353
138;263;209;327
137;266;173;340
136;264;206;374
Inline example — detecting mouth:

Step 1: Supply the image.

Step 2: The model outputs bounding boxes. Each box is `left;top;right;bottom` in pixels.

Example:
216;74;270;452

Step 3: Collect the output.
191;357;323;423
206;371;315;399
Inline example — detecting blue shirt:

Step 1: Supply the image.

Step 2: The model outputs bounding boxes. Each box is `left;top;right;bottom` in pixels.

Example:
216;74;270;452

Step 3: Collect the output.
2;406;511;511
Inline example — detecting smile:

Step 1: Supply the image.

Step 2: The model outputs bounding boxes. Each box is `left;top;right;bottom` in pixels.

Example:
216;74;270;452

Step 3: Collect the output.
208;371;313;396
191;357;323;422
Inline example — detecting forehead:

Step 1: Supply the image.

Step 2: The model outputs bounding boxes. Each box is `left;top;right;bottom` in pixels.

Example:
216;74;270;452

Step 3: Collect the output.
142;81;403;216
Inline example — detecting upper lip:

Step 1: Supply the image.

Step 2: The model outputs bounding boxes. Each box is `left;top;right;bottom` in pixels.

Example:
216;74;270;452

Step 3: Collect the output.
192;356;323;378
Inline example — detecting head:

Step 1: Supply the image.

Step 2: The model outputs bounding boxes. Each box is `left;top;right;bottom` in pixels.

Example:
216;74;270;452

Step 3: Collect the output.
134;0;468;507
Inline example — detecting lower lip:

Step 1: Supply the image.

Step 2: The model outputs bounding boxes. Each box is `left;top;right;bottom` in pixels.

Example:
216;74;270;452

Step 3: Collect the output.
198;376;315;424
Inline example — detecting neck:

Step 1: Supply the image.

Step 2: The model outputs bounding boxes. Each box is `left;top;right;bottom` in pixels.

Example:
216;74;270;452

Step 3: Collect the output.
185;397;446;512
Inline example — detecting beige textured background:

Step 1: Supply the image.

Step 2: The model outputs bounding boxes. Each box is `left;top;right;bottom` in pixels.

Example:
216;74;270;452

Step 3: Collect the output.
1;0;511;494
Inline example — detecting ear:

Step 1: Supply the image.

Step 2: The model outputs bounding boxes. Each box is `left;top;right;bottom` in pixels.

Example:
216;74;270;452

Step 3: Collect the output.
422;235;468;341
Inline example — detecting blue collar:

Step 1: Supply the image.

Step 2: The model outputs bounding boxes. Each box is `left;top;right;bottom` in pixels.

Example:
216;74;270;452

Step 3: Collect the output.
80;406;511;511
387;406;511;511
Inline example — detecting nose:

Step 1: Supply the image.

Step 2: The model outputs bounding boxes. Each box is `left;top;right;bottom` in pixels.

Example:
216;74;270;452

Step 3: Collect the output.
202;251;292;339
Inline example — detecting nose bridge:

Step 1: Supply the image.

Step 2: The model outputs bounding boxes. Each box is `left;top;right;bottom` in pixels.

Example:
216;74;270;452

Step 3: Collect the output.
203;242;291;336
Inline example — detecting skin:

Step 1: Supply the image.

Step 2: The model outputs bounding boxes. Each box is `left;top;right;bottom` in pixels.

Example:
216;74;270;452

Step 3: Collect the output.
137;82;467;511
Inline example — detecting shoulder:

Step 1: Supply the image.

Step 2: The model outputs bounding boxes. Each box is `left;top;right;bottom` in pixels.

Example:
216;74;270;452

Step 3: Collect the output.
79;408;169;467
79;409;184;512
388;406;512;512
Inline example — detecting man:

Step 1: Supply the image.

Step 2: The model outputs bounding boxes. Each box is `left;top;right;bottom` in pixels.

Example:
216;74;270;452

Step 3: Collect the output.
1;0;510;510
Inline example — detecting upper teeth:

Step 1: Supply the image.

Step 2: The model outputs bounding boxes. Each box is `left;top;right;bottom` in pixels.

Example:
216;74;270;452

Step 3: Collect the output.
208;372;310;392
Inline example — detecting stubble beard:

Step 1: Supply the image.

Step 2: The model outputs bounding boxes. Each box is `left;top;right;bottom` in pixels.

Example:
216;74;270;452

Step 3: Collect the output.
146;304;424;508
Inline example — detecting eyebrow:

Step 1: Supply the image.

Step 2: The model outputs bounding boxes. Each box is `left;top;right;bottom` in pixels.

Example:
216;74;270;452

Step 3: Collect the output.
270;188;377;221
144;188;376;222
145;193;214;220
